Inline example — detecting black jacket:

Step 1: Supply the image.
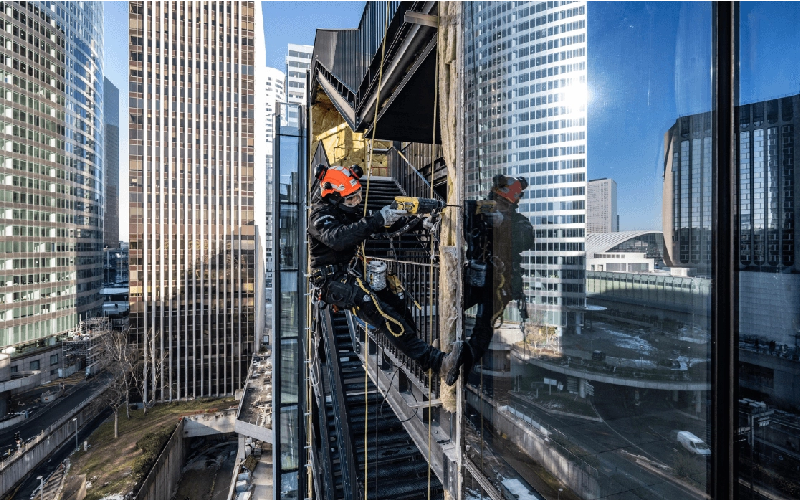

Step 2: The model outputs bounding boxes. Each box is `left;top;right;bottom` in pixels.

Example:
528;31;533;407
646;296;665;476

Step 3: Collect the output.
465;199;535;294
308;193;385;268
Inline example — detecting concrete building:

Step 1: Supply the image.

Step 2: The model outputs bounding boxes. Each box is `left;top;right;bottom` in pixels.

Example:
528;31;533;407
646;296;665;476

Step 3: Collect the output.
264;67;285;293
0;2;105;349
128;2;266;400
466;1;588;335
103;78;120;249
664;95;800;346
587;178;618;233
285;43;312;105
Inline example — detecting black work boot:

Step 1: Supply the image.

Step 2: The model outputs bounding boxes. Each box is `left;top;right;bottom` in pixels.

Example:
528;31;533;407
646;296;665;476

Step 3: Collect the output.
440;341;472;386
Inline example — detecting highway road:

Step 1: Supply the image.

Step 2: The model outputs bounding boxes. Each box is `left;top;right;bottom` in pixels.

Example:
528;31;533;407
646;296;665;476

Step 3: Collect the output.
0;372;111;454
11;408;112;500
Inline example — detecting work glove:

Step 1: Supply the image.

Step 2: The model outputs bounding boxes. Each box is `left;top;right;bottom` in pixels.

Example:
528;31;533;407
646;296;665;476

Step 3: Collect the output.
379;205;407;226
422;214;441;232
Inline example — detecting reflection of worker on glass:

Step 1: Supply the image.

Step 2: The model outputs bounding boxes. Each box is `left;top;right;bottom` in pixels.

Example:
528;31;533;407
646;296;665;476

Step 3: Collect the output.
308;165;465;385
446;175;536;385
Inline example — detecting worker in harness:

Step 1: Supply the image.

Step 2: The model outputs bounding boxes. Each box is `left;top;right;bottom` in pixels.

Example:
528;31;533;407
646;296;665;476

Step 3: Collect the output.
308;164;466;385
445;175;536;385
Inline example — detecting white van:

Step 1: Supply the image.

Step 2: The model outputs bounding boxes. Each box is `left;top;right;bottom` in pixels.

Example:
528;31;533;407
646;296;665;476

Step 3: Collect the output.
677;431;711;455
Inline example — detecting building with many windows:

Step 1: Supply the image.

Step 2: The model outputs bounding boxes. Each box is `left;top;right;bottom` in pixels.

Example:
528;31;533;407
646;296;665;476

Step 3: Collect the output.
662;111;713;275
0;1;105;348
663;94;800;345
587;177;617;233
285;43;312;105
103;78;119;249
128;1;266;400
466;0;588;335
264;66;285;293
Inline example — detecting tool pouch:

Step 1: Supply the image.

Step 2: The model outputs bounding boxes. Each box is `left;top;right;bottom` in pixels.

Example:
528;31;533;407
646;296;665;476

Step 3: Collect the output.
324;280;359;309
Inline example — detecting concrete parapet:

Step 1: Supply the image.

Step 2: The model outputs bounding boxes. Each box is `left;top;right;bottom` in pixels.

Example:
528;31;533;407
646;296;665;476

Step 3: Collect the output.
134;420;185;500
466;389;601;499
0;370;42;393
0;412;25;430
182;408;237;437
234;418;273;444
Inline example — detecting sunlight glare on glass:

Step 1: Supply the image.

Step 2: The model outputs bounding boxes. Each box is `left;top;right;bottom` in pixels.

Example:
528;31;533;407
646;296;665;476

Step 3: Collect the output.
562;81;588;114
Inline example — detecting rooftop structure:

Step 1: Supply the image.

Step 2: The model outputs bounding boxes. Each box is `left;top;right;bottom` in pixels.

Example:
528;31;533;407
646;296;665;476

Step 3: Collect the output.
586;230;665;273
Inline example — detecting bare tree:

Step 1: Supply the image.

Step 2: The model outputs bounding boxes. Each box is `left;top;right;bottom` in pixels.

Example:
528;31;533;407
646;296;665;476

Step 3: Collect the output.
100;328;138;438
131;327;164;416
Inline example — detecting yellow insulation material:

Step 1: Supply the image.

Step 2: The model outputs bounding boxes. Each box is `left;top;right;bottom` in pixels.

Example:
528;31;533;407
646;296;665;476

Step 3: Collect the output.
310;92;391;173
436;2;463;413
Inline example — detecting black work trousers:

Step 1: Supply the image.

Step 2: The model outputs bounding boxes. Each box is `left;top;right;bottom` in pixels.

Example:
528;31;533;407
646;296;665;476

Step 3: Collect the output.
464;265;512;362
321;274;443;372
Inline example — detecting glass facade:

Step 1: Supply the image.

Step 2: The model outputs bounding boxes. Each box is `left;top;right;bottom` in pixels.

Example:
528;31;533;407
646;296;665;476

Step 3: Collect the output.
292;2;800;499
273;101;306;499
128;2;260;400
737;4;800;496
664;114;714;273
467;0;588;337
0;1;104;348
103;77;119;249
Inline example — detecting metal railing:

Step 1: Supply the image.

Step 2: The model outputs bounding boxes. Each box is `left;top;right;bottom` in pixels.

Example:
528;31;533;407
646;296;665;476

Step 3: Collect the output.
318;307;362;500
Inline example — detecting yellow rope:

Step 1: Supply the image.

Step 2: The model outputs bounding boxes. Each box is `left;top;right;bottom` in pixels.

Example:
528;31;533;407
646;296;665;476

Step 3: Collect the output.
491;273;506;325
353;277;405;337
360;5;390;498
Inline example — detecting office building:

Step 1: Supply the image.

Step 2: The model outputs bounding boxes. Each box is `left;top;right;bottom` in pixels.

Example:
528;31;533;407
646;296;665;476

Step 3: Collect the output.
587;177;617;233
466;0;588;335
662;111;713;274
663;94;800;346
264;67;285;292
128;1;266;400
104;78;120;249
0;1;105;348
285;43;312;105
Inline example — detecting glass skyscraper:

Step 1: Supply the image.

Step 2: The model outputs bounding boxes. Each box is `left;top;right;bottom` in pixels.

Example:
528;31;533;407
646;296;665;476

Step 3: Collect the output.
0;1;104;348
466;0;588;336
128;1;265;401
103;77;119;249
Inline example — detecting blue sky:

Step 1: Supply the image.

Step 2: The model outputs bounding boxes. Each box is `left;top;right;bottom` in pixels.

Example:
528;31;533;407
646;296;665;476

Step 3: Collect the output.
105;2;800;238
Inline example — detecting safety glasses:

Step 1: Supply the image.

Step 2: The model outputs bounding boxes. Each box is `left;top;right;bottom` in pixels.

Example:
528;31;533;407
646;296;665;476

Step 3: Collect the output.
342;188;363;207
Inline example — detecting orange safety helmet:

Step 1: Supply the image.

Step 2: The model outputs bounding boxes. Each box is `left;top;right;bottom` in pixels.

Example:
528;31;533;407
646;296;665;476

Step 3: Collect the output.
492;175;528;204
316;165;363;199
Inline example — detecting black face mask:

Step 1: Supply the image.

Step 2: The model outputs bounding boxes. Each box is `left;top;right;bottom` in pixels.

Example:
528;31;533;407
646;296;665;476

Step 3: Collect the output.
332;198;361;213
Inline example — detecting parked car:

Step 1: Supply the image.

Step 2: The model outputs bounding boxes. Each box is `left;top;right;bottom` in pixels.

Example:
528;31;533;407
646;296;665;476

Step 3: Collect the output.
591;350;606;361
677;431;711;455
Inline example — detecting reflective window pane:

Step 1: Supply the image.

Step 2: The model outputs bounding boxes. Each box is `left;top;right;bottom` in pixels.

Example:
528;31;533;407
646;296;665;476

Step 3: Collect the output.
463;2;713;498
737;3;800;498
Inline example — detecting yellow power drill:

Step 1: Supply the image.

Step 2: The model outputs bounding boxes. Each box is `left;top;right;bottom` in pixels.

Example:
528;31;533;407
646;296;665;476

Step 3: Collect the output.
390;196;445;215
